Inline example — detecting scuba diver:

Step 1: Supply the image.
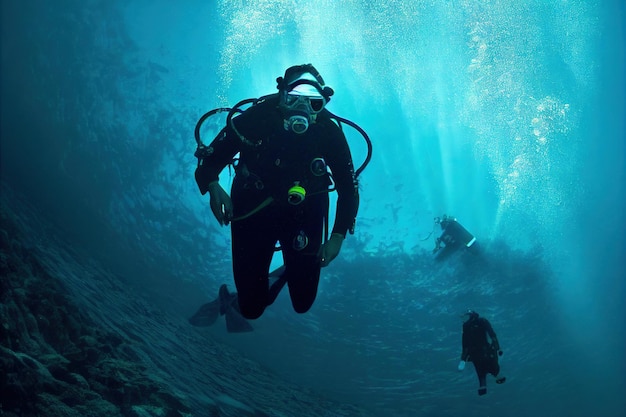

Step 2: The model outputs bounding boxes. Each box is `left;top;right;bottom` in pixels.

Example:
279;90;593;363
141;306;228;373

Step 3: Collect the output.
458;310;506;395
432;214;478;261
190;64;371;327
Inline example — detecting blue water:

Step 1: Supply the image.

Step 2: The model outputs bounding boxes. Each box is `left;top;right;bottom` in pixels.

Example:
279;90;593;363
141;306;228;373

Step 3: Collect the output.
1;1;624;416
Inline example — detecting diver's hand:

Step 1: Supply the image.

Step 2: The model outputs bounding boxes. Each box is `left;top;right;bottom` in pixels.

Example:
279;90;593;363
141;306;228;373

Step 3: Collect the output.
498;350;503;357
207;182;233;226
320;233;344;267
458;360;466;371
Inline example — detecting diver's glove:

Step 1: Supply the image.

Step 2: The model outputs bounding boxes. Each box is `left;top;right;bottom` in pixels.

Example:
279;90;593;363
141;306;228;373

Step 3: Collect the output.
498;350;503;356
207;181;233;226
320;233;344;267
457;360;466;371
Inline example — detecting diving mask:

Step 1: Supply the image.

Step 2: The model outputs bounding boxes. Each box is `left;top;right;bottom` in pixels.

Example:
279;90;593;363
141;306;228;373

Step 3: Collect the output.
284;94;326;113
278;68;332;134
282;93;326;134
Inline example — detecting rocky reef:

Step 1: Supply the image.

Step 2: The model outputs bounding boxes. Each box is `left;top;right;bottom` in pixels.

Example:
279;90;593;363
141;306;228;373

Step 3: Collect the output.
0;192;368;417
0;210;192;416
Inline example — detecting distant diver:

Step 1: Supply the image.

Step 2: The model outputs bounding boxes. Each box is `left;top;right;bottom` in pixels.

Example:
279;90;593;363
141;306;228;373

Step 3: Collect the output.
192;64;371;321
432;214;478;261
457;310;506;395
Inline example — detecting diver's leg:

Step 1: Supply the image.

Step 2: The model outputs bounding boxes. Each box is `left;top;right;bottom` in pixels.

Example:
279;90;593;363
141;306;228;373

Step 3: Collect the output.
474;362;487;395
492;358;506;384
282;244;322;313
281;195;326;313
231;210;277;319
477;378;487;395
492;359;501;377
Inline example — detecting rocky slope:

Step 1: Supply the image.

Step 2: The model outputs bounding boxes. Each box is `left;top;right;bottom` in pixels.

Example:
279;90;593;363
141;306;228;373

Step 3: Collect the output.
0;190;368;417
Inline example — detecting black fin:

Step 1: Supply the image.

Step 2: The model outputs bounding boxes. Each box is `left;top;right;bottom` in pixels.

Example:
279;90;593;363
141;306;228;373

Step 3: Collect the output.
224;304;254;333
188;299;220;327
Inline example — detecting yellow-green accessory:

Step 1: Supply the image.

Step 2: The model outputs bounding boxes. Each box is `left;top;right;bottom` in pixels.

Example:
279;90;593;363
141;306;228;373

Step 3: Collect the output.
287;184;306;205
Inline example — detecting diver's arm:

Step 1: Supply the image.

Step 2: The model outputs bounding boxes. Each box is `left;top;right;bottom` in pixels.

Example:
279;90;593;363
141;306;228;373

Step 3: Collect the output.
194;126;239;195
206;181;233;226
194;126;238;226
461;331;470;361
317;124;358;267
325;127;359;237
484;319;501;350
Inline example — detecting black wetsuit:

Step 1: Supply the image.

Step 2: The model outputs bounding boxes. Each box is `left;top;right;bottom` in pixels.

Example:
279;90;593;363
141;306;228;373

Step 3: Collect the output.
195;95;359;319
440;218;474;249
461;316;502;395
